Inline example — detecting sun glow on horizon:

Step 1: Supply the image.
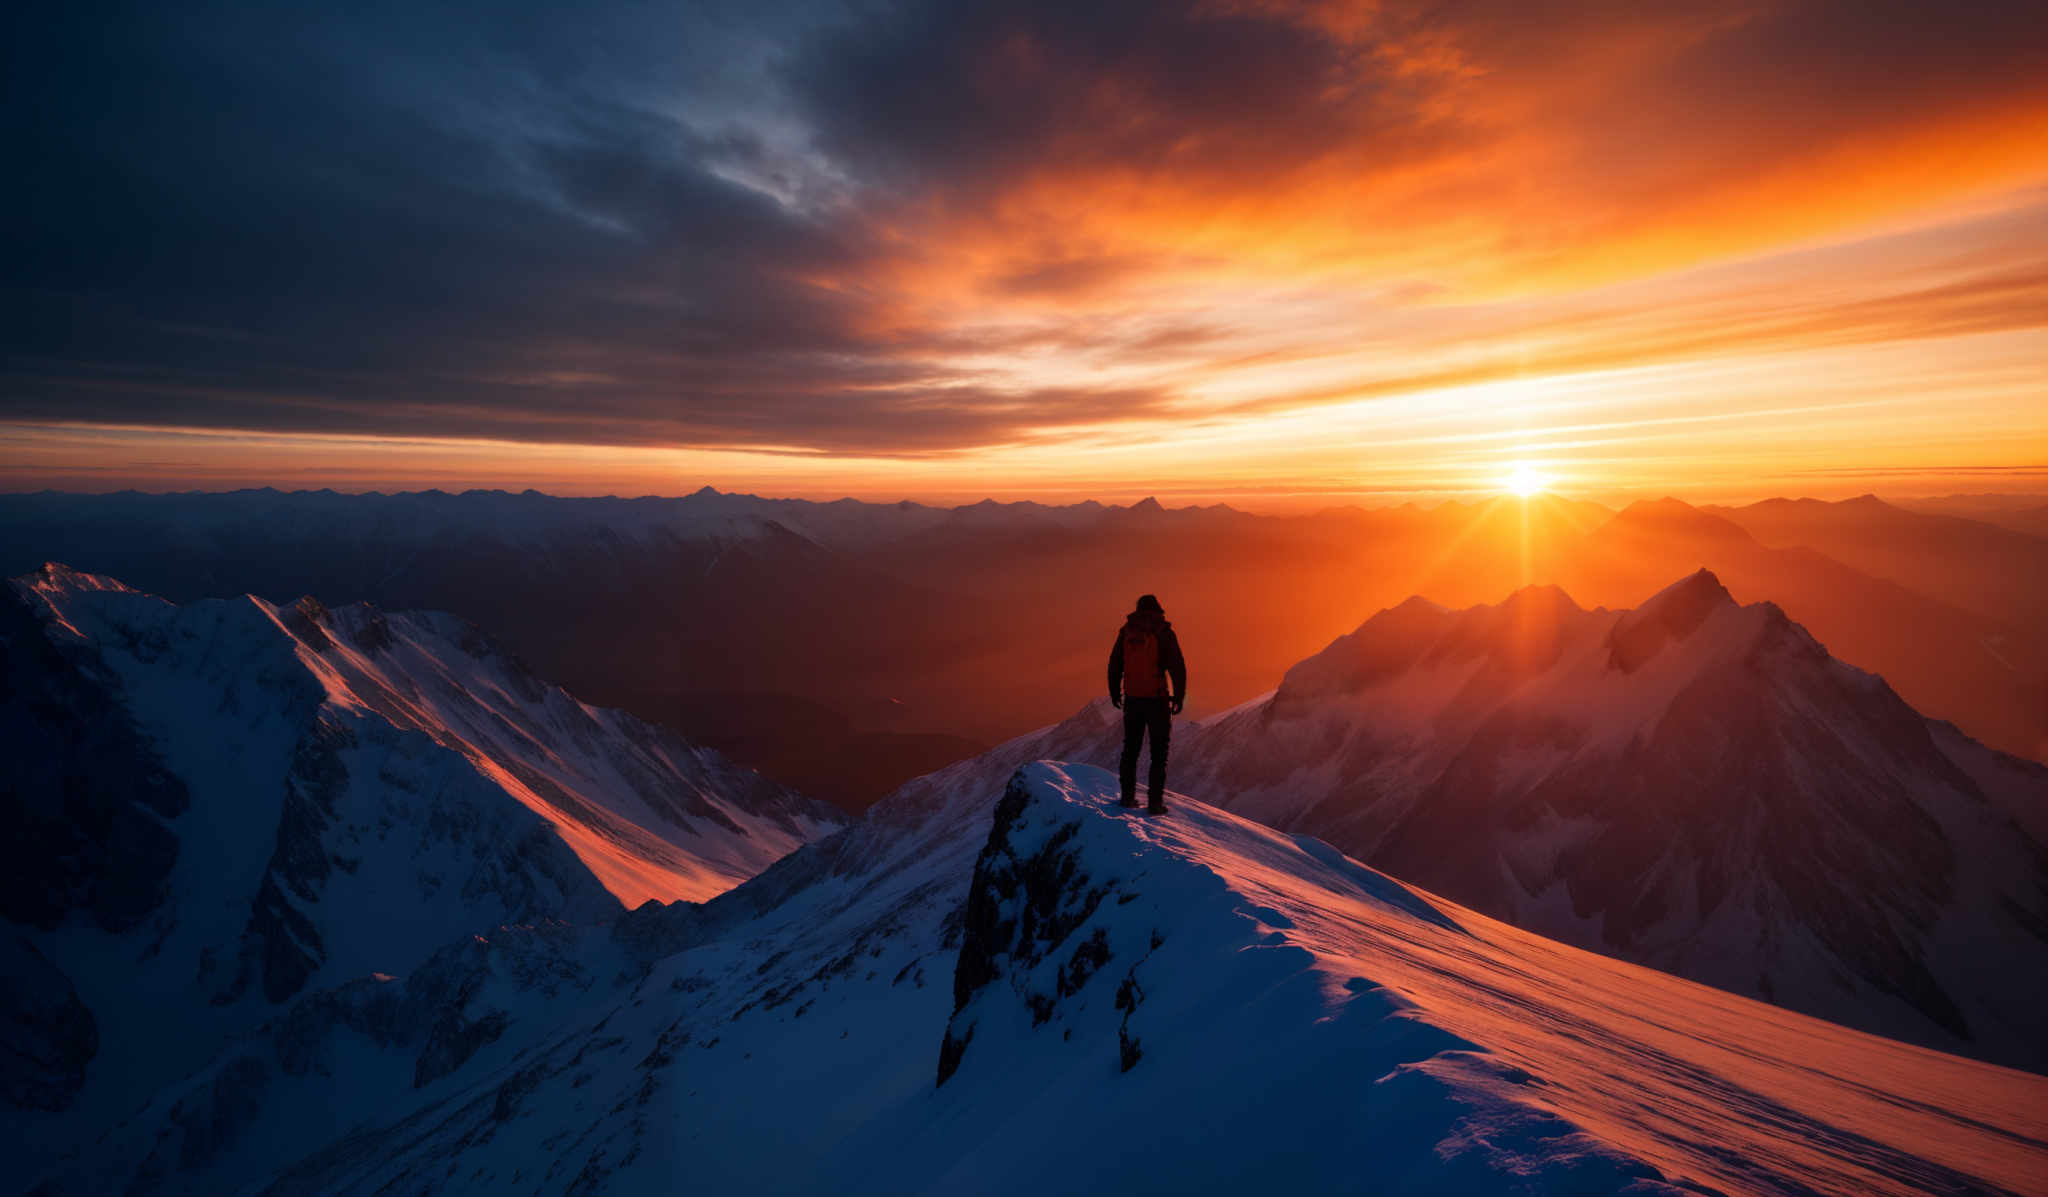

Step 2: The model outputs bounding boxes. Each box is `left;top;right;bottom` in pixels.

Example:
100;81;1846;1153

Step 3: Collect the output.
1504;463;1553;497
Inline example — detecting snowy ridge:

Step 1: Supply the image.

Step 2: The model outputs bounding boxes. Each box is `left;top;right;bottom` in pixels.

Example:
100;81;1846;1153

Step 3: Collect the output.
933;766;2048;1196
1167;569;2048;1069
932;572;2048;1072
24;762;2047;1195
276;598;838;905
1;565;844;1178
15;564;842;905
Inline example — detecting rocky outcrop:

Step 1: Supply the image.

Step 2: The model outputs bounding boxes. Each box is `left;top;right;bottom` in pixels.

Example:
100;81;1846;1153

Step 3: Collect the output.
270;921;595;1091
939;769;1148;1086
0;583;187;934
27;920;602;1195
243;713;352;1003
0;935;97;1112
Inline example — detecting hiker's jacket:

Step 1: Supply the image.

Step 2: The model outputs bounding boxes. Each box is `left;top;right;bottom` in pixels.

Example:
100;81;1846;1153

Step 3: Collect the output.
1107;609;1187;702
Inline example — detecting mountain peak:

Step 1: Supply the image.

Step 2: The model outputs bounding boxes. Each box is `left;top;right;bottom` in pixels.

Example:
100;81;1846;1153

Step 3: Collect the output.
1617;496;1701;519
1608;498;1755;545
1273;584;1600;705
1128;496;1165;514
1459;583;1590;675
1388;594;1448;615
1648;565;1733;607
1498;582;1583;614
19;562;137;599
1607;568;1734;672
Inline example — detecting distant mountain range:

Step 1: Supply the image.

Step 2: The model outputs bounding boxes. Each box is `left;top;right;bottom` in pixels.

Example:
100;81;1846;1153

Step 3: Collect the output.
1705;493;2048;641
3;487;2042;806
1899;492;2048;541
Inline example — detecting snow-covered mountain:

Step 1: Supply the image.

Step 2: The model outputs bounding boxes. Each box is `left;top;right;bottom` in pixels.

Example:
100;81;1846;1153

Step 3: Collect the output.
923;571;2048;1070
1579;498;2046;761
23;761;2045;1195
1;565;843;1174
1145;569;2048;1069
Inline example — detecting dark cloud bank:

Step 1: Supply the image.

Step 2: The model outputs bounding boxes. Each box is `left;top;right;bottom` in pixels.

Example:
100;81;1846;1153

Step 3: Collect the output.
4;0;2043;454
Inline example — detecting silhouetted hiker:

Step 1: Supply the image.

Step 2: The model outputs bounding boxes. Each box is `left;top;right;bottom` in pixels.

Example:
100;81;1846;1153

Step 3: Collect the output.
1108;593;1187;815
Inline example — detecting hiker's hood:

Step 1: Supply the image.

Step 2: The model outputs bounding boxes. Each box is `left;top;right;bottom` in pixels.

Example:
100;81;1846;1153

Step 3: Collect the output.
1124;609;1171;630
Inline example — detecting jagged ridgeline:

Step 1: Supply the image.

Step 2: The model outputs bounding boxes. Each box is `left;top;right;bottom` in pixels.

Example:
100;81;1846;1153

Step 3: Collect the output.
1;564;844;1181
963;571;2048;1072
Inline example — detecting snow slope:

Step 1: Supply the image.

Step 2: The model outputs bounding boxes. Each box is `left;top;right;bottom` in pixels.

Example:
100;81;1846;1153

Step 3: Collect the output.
28;763;2047;1195
1166;569;2048;1071
1;565;842;1175
936;572;2048;1073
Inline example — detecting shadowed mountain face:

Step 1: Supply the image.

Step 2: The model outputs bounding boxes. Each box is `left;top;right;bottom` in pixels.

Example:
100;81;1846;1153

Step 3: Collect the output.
953;573;2048;1071
0;565;843;1168
2;488;2041;811
1180;571;2048;1069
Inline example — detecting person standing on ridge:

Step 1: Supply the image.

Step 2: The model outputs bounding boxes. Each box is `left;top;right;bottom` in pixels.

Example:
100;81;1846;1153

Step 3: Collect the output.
1108;593;1187;815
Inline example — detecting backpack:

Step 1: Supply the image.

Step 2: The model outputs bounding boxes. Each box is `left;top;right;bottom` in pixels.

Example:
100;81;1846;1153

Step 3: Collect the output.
1122;622;1165;698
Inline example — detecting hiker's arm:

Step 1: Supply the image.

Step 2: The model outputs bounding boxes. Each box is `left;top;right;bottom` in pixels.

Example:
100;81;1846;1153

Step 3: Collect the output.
1165;628;1188;704
1106;631;1124;703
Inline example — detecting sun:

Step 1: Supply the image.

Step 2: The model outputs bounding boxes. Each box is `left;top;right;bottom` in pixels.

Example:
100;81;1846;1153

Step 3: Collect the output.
1504;463;1551;497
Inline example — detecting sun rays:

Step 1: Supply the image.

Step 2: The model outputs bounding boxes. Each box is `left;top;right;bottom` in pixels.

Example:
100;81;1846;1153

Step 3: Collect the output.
1505;463;1553;497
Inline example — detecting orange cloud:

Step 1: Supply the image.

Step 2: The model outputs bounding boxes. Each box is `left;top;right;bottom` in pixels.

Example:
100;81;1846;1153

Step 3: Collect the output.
9;0;2047;495
819;0;2048;321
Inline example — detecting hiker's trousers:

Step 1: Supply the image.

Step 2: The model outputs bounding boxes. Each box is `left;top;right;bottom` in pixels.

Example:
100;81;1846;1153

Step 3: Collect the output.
1120;697;1171;805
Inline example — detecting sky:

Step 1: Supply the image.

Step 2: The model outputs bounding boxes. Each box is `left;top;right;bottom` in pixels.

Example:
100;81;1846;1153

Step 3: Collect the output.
4;0;2046;507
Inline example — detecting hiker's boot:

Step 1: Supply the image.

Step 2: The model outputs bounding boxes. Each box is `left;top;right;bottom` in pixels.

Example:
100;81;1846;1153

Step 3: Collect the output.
1146;789;1168;816
1119;794;1140;809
